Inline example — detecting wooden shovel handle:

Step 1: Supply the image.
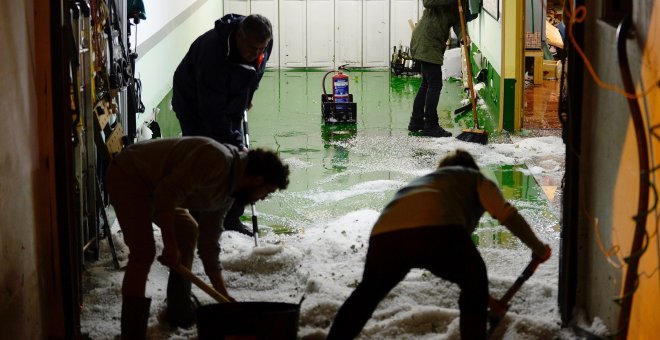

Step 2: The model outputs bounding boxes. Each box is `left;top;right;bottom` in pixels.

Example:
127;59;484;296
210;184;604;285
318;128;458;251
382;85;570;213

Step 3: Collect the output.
457;0;480;129
489;257;542;318
174;264;231;304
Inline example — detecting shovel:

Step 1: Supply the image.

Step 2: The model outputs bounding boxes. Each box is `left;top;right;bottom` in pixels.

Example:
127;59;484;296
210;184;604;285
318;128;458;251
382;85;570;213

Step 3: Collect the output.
173;264;231;303
243;109;260;247
242;110;284;256
487;256;543;336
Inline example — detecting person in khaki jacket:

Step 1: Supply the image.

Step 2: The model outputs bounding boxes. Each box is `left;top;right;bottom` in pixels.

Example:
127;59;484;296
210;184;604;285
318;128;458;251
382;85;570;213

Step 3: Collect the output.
408;0;471;137
106;136;289;339
327;150;551;340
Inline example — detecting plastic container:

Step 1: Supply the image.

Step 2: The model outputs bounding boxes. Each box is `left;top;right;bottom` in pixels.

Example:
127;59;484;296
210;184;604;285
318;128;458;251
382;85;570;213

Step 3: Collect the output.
321;94;357;124
197;302;300;340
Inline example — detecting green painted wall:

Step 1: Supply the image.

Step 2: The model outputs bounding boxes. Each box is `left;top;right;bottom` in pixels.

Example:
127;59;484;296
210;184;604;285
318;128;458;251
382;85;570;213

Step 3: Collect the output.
468;44;501;133
502;78;516;131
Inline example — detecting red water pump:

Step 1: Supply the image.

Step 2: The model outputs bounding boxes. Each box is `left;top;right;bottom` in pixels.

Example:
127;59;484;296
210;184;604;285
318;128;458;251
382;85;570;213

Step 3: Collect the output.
331;70;349;105
321;64;356;123
322;64;349;101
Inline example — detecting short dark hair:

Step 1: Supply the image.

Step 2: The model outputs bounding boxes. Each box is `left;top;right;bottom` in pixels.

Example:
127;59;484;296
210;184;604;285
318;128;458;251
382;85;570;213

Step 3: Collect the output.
238;14;272;42
438;149;479;170
245;148;290;190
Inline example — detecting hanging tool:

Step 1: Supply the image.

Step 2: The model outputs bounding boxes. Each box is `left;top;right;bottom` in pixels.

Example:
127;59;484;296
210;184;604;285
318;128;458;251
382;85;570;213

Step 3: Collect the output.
455;0;489;145
487;254;545;336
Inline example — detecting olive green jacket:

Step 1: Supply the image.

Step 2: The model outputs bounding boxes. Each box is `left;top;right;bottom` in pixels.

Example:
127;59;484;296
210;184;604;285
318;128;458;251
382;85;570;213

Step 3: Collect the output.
410;0;463;65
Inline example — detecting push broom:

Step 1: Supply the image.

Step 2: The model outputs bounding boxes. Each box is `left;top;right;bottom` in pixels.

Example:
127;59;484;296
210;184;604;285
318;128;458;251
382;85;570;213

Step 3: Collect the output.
456;0;488;145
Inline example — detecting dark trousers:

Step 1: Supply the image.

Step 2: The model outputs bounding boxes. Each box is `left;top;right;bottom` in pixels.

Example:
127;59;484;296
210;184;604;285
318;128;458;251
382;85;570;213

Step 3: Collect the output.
411;61;444;123
327;225;488;340
224;201;246;227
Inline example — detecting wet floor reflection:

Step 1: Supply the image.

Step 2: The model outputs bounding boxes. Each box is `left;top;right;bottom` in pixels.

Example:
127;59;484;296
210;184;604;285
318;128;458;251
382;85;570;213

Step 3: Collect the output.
475;164;560;249
246;69;559;250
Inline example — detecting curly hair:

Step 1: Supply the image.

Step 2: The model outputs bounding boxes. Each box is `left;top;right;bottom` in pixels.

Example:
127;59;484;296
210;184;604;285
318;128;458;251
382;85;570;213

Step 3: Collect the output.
245;148;290;190
437;149;479;170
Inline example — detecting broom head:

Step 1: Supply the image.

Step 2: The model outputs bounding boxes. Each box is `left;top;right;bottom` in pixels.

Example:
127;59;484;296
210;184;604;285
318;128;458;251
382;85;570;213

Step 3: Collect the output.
456;129;488;145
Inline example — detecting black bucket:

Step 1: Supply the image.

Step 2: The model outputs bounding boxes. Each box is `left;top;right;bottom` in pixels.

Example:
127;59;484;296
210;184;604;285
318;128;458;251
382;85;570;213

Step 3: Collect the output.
197;302;300;340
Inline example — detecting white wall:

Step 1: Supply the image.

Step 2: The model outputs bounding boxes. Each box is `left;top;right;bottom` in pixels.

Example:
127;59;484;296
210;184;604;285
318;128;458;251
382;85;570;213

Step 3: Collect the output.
137;0;198;41
469;5;502;74
307;0;334;67
280;0;307;66
362;0;390;67
391;0;419;50
230;0;397;68
133;0;506;102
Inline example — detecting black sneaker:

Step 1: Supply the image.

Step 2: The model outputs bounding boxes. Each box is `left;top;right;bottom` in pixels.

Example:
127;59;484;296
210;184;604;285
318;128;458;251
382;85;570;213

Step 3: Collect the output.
407;117;425;132
224;221;254;236
422;126;453;137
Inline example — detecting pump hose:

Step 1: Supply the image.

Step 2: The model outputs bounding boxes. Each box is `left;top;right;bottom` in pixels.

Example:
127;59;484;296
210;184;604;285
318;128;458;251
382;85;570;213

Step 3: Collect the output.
322;70;335;97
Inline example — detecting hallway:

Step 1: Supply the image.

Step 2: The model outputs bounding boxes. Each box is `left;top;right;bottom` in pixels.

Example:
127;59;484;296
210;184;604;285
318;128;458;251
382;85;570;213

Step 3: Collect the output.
524;79;563;131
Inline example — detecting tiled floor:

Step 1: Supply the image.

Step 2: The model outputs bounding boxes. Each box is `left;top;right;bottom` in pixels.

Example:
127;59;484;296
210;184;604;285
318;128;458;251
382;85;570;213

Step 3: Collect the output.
523;78;563;130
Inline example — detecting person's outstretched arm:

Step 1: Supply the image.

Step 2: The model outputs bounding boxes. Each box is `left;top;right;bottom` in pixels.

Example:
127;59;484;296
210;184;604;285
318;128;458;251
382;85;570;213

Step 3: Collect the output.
478;177;550;259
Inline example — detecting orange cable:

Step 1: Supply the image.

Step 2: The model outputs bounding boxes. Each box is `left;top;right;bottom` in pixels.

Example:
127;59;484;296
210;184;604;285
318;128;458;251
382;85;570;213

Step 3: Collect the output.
587;209;625;269
564;0;660;100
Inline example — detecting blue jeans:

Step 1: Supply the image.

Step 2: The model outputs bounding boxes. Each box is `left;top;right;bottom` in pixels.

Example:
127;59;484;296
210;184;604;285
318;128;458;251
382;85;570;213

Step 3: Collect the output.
411;61;444;123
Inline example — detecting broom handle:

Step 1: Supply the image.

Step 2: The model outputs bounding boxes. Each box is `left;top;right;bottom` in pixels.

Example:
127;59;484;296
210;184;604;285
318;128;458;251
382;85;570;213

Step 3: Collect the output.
174;264;231;304
243;110;259;247
457;0;480;130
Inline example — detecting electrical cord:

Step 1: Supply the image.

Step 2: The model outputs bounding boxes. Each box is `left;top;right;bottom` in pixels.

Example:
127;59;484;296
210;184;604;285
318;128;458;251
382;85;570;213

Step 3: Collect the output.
564;4;658;338
615;14;653;340
564;0;660;99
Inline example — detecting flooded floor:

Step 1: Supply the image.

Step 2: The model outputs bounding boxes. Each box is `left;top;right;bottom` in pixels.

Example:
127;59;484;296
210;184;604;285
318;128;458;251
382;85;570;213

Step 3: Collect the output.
523;78;562;130
82;69;568;339
240;69;562;248
155;69;563;243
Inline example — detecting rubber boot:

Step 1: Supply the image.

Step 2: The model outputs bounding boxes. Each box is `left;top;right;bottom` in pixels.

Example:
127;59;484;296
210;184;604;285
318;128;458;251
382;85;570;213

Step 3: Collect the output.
422;116;452;137
460;313;487;340
121;296;151;340
407;116;424;132
165;271;200;328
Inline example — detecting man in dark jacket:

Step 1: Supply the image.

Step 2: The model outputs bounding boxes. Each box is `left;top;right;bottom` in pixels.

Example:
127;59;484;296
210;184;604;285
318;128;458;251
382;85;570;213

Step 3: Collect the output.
408;0;462;137
169;13;274;327
173;13;272;236
327;149;551;339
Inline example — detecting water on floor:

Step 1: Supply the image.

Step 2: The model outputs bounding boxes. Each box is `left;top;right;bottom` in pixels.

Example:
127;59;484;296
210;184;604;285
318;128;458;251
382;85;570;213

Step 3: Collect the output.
241;69;560;249
81;69;567;339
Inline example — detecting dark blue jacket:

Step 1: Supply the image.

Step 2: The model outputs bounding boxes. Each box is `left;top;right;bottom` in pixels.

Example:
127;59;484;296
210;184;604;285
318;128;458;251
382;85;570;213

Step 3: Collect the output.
172;14;273;148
